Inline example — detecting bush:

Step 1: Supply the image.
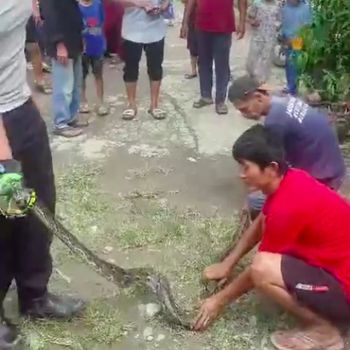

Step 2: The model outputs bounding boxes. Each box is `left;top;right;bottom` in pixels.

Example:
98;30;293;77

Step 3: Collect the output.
298;0;350;102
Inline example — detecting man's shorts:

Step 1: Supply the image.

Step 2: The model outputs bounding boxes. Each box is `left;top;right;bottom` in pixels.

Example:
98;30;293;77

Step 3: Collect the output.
26;16;39;44
82;55;104;78
282;255;350;323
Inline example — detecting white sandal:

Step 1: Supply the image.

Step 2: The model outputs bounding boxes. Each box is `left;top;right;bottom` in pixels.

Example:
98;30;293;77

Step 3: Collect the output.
122;108;137;120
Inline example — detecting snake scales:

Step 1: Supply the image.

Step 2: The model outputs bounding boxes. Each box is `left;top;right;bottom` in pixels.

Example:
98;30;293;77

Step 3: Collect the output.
31;202;251;330
31;203;192;329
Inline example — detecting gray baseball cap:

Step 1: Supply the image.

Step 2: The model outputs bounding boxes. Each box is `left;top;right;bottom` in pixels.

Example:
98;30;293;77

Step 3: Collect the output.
228;75;271;102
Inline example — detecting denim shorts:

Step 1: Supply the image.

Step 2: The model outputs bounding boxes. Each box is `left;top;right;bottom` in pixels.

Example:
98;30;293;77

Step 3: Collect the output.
247;191;266;212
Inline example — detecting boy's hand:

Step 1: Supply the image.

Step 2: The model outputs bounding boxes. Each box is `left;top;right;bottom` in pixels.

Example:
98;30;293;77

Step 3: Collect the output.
236;20;246;39
192;296;225;331
180;23;188;39
57;43;69;66
203;262;232;283
33;13;42;26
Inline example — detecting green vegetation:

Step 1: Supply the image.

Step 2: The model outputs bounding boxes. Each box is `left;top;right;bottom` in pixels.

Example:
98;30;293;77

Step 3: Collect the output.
23;300;124;350
22;164;287;349
298;0;350;102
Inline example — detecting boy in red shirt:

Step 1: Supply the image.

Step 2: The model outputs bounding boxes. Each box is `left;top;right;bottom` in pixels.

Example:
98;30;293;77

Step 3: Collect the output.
181;0;247;115
193;125;350;350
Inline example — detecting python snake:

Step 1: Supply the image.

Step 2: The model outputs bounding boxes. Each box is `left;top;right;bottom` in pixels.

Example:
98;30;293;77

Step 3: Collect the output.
32;203;192;329
31;203;249;329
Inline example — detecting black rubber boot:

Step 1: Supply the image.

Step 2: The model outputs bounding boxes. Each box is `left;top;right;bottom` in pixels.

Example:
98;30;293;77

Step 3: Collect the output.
20;293;85;320
0;313;21;350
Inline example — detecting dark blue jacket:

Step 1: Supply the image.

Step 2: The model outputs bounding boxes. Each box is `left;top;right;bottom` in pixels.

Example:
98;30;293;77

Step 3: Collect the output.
41;0;83;59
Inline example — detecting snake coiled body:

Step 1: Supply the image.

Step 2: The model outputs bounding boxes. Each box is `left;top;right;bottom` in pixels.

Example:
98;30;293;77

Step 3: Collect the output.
32;203;192;329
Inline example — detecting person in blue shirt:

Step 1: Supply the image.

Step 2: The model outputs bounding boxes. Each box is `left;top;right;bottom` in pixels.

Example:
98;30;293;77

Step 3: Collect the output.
281;0;312;95
79;0;109;116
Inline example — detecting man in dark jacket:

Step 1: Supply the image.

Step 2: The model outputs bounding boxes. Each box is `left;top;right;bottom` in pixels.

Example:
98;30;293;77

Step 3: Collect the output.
41;0;86;137
0;1;85;348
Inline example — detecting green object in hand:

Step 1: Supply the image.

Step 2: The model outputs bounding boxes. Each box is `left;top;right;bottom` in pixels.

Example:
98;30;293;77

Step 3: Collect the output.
0;161;36;217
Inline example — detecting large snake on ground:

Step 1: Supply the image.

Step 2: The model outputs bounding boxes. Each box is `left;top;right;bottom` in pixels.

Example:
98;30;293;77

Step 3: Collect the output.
29;201;250;329
31;203;193;329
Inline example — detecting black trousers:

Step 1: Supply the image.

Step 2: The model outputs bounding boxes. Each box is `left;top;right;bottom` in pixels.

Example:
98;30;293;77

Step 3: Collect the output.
123;39;164;82
0;99;56;307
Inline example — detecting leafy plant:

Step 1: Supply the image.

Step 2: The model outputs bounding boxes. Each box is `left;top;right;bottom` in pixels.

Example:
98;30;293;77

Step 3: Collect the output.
298;0;350;102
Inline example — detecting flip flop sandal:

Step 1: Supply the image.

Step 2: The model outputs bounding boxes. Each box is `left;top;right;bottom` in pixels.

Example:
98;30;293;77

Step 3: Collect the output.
35;82;52;95
216;103;228;115
122;108;137;120
184;73;198;79
270;330;345;350
148;108;166;120
193;98;214;109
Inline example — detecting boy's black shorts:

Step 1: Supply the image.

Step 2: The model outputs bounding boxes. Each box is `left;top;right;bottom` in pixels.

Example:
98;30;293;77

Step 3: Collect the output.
26;16;39;44
82;55;104;78
282;255;350;323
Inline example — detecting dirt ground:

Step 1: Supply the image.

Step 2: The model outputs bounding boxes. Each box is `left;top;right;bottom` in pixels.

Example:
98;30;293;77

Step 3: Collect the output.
6;8;297;350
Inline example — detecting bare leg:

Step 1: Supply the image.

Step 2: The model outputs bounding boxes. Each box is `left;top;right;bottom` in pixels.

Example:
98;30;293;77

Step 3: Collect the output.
191;55;198;76
251;252;343;349
81;78;88;106
27;42;45;84
125;82;137;110
95;73;109;116
150;80;161;111
95;75;104;105
252;253;333;325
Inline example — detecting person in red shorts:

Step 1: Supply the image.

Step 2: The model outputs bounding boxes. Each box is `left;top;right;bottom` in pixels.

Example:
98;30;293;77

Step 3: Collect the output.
181;0;247;115
193;124;350;350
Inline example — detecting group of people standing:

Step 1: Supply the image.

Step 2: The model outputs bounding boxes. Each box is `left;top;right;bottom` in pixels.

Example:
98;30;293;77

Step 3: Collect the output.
180;0;312;104
27;0;312;139
27;0;175;138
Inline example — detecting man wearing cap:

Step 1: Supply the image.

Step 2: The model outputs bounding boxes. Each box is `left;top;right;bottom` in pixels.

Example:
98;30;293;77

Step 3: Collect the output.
226;75;345;197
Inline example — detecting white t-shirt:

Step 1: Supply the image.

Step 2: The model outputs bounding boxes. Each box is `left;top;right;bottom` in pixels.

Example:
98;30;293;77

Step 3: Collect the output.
0;0;31;113
122;0;167;44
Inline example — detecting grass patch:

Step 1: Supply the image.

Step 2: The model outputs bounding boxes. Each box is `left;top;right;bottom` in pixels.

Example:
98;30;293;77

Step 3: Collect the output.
42;163;288;350
23;300;124;350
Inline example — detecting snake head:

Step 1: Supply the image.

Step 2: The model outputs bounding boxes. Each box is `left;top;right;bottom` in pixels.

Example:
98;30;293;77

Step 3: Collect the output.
146;274;162;294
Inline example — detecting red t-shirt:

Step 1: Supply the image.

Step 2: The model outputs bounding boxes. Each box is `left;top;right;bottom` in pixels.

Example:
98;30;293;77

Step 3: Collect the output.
195;0;235;33
260;169;350;298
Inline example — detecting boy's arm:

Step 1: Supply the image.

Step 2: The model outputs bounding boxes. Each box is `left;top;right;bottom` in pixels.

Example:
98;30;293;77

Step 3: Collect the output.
203;213;263;281
193;268;253;331
183;0;196;26
236;0;248;39
223;213;263;269
180;0;196;38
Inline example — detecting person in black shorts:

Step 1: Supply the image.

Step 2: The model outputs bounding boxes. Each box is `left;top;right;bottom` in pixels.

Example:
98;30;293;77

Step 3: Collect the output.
180;0;198;79
79;0;109;116
193;125;350;350
26;16;52;94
